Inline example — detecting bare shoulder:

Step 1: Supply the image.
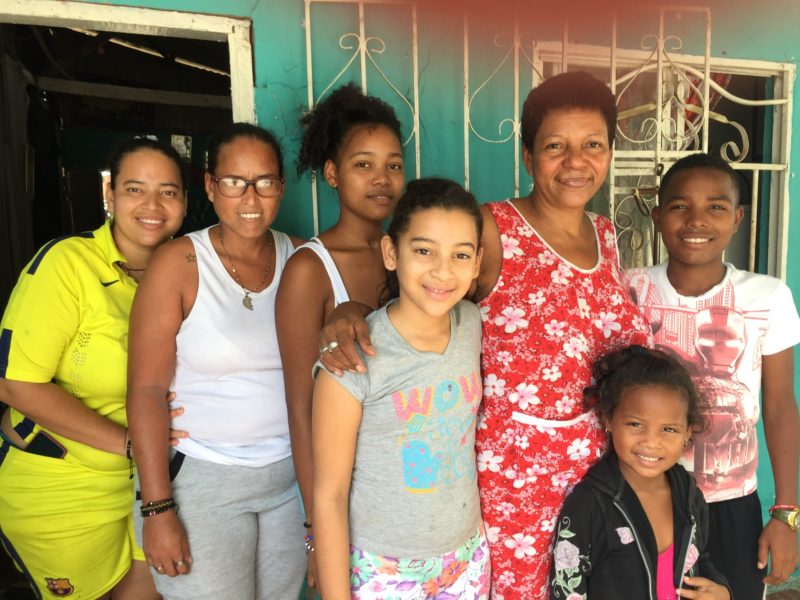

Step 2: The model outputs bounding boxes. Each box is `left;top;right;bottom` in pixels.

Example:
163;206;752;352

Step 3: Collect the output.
474;203;502;302
277;245;331;309
139;236;199;310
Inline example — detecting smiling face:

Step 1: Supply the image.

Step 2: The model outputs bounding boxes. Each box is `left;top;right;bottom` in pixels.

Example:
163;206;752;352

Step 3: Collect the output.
653;167;744;274
205;136;284;239
607;384;692;491
382;207;482;321
324;123;404;223
523;107;612;212
107;148;186;259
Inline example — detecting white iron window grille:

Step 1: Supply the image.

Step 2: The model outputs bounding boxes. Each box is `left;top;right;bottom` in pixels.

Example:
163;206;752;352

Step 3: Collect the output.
303;0;421;235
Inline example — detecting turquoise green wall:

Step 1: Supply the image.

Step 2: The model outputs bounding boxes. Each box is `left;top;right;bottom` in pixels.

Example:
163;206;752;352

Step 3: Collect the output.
87;0;799;568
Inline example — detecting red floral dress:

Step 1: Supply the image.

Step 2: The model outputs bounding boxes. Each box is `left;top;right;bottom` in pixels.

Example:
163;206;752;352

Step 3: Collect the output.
477;201;652;599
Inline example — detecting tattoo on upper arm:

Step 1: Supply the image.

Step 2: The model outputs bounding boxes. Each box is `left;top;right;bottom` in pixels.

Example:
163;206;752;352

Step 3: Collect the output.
186;254;196;263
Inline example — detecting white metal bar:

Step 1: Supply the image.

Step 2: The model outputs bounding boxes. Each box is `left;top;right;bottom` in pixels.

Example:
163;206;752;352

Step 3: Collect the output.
749;170;759;272
358;2;367;93
464;14;470;190
514;20;520;197
701;8;711;154
411;3;421;178
304;0;320;236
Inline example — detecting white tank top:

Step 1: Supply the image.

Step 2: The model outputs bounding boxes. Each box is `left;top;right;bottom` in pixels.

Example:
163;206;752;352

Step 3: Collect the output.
170;226;294;467
295;237;350;306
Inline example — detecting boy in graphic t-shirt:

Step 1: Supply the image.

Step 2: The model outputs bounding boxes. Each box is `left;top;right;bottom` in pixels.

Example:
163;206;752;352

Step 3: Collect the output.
623;153;800;599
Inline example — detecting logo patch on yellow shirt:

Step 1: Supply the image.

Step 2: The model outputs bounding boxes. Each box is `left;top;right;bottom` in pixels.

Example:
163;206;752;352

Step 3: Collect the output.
45;577;73;596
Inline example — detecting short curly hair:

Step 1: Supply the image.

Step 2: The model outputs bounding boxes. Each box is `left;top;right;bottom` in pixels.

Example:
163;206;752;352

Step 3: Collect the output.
520;71;617;151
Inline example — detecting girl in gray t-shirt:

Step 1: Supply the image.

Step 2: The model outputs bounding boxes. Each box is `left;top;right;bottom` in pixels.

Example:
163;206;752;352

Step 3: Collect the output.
312;178;490;599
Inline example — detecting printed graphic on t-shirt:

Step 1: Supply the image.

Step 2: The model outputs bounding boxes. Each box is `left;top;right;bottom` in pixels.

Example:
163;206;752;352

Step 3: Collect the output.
392;372;482;492
626;275;768;502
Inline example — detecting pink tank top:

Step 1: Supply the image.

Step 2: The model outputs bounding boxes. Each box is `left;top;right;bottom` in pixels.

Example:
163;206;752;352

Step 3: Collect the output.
657;543;677;600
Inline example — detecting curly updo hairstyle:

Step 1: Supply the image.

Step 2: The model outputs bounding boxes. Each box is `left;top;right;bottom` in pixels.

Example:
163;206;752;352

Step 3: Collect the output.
296;82;403;175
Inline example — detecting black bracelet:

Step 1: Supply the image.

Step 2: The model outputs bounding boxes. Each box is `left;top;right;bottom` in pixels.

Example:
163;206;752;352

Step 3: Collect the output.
140;497;179;518
303;521;312;529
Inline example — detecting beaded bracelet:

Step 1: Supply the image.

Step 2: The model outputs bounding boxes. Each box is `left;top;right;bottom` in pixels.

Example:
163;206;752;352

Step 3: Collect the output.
141;497;179;518
770;504;799;512
304;533;315;554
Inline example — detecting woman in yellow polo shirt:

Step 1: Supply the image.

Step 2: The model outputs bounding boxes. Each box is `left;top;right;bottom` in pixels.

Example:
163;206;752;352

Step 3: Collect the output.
0;137;187;600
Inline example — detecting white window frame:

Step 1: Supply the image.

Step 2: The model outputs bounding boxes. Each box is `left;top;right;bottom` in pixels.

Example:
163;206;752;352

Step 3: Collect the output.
1;0;255;123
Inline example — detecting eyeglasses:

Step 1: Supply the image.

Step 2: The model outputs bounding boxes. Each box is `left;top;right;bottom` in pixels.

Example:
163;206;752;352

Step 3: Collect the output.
211;175;284;198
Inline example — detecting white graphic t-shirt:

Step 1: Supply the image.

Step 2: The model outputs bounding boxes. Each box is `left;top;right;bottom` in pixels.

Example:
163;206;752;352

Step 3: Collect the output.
623;262;800;502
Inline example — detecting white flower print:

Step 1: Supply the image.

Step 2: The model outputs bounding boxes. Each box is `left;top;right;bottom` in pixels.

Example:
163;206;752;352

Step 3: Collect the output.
476;450;503;472
494;306;529;333
567;437;591;460
514;434;530;450
543;365;562;382
516;225;533;238
555;395;575;414
563;337;585;360
528;290;546;306
616;527;634;545
610;291;624;306
485;525;501;544
551;263;573;285
477;411;488;430
483;373;506;398
540;516;557;533
593;311;622;339
577;297;590;319
497;350;513;367
479;304;490;322
508;382;540;410
537;250;556;266
501;234;524;259
604;229;616;246
544;319;567;338
500;427;516;444
497;571;516;587
499;501;516;517
551;472;571;488
504;533;537;559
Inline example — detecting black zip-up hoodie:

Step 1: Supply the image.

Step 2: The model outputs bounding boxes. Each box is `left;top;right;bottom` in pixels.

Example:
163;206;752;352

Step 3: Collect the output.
548;451;731;599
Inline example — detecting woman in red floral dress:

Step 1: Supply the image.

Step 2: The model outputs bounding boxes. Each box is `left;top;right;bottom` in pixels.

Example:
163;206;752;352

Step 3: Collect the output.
319;72;651;599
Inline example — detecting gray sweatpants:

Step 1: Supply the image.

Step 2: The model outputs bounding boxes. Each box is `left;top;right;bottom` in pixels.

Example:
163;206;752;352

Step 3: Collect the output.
134;454;306;600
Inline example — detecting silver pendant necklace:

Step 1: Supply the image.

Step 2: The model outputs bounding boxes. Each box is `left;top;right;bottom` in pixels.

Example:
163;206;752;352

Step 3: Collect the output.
218;226;273;310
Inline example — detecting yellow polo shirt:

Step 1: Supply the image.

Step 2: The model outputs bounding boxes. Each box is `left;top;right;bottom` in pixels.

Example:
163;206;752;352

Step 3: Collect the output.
0;220;135;471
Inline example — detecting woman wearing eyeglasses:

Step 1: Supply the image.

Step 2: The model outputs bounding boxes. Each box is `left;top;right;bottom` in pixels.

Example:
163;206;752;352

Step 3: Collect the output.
126;123;307;599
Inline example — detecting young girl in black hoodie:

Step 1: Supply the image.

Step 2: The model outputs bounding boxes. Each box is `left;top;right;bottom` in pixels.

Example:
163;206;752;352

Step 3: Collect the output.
548;346;731;600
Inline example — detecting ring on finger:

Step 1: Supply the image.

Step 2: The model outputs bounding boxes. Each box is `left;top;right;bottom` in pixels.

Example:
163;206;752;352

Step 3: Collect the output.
156;565;165;572
320;341;339;355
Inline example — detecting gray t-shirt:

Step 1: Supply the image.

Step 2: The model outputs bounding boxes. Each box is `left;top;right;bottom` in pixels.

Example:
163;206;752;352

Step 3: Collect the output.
322;299;483;557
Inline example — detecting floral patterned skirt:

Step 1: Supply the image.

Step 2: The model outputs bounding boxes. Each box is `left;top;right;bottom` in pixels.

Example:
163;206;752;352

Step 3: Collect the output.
349;526;490;599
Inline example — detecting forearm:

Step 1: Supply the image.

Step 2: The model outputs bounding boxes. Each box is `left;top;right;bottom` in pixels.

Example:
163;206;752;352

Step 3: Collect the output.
763;403;800;505
128;384;173;503
0;378;126;454
313;494;352;600
287;407;314;519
